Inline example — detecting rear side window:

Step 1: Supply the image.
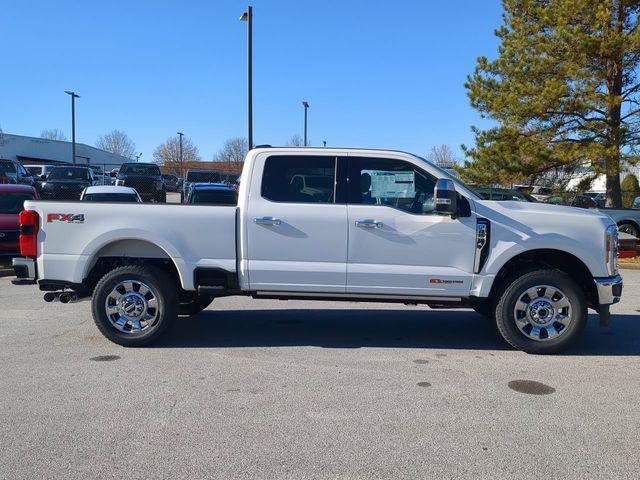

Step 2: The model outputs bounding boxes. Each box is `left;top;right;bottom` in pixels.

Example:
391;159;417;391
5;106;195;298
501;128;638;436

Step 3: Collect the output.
261;156;336;203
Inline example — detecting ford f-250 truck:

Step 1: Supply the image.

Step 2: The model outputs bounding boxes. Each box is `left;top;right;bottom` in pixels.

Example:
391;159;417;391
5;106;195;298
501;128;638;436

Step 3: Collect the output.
11;148;623;354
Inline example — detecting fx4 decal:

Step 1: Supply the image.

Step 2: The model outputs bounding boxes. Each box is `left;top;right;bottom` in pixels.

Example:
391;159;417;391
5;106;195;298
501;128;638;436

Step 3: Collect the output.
47;213;85;224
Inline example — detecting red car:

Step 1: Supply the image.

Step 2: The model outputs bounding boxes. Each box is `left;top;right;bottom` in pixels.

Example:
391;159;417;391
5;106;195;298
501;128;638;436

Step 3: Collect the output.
0;184;39;257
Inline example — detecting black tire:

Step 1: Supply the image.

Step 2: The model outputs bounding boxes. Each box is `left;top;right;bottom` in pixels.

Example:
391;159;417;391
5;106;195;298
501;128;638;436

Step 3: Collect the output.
91;264;178;347
618;222;639;238
179;294;214;316
494;268;587;354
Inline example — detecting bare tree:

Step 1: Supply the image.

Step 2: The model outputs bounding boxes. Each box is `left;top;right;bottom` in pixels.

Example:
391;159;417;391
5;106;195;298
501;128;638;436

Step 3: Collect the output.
215;137;248;163
287;134;304;147
40;129;67;141
427;145;458;168
96;130;136;159
153;135;200;175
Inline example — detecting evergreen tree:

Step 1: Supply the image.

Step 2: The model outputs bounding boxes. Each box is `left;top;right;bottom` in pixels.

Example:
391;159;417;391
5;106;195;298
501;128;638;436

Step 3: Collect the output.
462;0;640;207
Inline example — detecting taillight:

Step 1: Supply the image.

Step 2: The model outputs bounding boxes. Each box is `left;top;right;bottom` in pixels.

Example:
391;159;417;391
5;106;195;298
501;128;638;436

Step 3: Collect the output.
1;176;9;184
19;210;39;258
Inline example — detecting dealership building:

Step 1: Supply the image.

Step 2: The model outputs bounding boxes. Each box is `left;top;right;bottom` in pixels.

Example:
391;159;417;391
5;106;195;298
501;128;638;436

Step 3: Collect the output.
0;132;130;168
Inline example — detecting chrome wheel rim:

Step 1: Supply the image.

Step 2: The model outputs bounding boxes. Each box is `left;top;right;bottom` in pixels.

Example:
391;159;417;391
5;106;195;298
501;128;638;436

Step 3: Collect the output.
513;285;572;342
104;280;159;334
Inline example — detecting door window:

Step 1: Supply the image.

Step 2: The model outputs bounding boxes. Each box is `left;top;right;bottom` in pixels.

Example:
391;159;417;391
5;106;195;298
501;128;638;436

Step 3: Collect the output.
261;155;336;203
347;157;437;215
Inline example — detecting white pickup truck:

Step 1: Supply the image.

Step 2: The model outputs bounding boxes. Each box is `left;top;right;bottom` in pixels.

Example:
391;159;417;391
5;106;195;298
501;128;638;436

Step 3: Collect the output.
11;148;623;354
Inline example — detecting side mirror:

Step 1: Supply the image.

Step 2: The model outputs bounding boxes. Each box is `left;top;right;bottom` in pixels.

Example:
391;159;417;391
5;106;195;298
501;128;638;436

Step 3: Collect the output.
434;178;458;217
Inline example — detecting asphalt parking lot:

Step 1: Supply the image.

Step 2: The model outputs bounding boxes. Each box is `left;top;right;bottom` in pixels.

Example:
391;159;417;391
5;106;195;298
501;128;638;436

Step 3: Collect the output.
1;271;639;479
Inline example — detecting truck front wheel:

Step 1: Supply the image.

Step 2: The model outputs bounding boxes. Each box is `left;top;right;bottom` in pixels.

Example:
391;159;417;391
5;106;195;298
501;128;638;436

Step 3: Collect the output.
495;269;587;354
91;265;178;346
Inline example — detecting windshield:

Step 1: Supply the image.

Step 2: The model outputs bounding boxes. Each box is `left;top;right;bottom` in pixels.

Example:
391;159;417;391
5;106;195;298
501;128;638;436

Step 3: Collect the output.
0;193;35;214
26;167;42;175
190;190;237;205
82;193;139;202
186;171;220;183
48;168;91;181
120;164;161;176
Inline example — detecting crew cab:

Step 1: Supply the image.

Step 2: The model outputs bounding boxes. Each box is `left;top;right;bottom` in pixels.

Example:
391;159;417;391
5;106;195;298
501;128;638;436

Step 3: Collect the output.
11;148;623;354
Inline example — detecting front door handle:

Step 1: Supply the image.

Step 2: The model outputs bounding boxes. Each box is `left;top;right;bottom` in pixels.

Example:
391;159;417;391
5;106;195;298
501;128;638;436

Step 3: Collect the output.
355;219;383;229
254;216;282;226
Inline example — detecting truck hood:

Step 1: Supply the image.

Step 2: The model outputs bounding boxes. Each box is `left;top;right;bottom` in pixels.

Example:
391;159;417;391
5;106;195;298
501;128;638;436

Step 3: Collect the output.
474;200;614;235
476;199;612;222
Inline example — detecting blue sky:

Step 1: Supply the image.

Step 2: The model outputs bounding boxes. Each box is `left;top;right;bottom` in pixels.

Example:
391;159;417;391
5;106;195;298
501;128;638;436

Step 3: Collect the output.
1;0;502;161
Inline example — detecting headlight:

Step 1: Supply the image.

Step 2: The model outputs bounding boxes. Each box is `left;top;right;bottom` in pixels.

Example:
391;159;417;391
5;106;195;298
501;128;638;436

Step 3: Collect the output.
605;225;618;275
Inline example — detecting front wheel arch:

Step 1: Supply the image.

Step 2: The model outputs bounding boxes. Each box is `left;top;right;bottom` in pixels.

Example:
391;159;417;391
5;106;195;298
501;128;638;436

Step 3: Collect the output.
488;249;597;309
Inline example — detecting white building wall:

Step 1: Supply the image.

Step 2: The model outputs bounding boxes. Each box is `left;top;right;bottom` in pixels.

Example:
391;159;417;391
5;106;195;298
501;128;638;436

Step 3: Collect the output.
0;132;130;166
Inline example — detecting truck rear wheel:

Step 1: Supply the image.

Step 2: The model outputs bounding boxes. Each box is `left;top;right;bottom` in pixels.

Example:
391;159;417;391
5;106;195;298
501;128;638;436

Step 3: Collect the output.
494;269;587;354
91;264;178;347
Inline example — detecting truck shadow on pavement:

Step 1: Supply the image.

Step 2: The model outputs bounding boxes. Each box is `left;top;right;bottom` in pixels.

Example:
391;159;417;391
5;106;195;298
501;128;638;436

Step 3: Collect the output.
155;309;640;355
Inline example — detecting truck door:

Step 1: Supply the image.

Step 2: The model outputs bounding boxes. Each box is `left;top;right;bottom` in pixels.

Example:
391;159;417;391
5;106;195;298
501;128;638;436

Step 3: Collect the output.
246;154;347;293
345;155;477;297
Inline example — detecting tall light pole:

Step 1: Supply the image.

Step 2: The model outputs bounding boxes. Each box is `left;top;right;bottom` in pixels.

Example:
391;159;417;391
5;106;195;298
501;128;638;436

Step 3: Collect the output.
135;152;142;162
302;101;309;146
240;6;253;150
64;91;80;164
177;132;184;167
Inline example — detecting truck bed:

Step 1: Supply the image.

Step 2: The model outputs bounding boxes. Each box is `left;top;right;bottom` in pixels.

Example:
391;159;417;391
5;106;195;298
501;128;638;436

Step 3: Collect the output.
24;201;238;290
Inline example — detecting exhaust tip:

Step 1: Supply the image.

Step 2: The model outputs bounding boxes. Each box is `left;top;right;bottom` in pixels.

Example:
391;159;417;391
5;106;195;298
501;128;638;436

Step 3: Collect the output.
59;293;70;304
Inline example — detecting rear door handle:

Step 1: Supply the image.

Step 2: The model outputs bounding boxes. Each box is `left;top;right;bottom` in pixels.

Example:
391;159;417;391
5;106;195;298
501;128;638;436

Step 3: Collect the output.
355;219;383;229
254;216;282;226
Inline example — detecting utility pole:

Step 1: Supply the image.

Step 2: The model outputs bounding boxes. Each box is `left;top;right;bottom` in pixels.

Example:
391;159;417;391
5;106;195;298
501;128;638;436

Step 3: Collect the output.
135;152;142;162
302;101;309;146
240;6;253;150
64;91;80;164
177;132;184;165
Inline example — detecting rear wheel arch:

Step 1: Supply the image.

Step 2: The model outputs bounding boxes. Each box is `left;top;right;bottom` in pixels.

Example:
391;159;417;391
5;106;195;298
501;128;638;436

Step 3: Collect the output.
82;239;186;293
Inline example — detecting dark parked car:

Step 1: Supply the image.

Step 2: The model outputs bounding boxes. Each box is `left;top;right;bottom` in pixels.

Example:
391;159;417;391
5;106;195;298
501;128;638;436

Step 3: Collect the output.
115;163;166;203
0;159;37;188
545;194;598;209
474;187;537;202
162;173;179;192
40;166;95;200
181;169;221;202
185;183;238;205
0;184;38;256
